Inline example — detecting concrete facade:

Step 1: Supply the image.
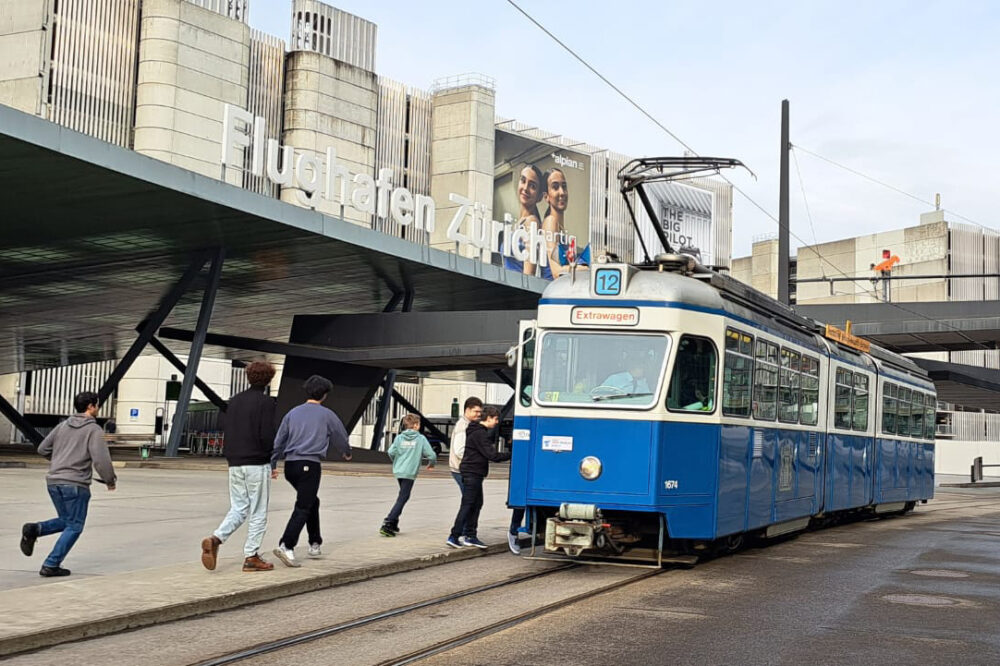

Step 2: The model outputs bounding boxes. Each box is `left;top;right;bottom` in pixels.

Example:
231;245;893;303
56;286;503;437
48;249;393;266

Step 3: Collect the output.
0;1;48;115
280;51;377;225
133;0;251;184
429;84;495;254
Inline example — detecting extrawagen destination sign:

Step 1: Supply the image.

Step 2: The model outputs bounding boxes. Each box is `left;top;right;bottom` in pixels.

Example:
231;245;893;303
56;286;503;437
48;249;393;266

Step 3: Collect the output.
570;307;639;326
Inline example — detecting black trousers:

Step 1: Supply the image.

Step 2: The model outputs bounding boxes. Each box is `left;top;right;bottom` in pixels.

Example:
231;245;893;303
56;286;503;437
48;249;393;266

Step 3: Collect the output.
450;474;484;540
385;478;415;526
279;460;322;549
509;507;525;536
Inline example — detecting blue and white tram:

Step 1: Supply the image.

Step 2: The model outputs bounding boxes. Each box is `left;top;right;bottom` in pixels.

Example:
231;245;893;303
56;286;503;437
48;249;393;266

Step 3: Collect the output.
507;258;936;564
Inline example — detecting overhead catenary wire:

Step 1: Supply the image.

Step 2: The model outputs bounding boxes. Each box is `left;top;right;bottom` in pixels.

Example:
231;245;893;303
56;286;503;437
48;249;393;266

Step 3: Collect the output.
505;0;994;355
791;147;825;279
791;144;997;233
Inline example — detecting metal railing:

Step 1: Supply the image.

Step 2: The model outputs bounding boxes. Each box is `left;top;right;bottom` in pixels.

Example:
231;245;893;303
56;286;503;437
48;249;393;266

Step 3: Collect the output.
430;73;496;93
971;456;1000;483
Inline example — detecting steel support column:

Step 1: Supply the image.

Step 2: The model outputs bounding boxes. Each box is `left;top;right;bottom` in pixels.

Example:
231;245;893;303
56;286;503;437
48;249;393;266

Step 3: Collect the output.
370;290;413;450
0;391;43;447
166;248;224;457
492;368;516;389
499;395;515;422
147;336;228;413
98;251;211;404
369;370;397;451
391;389;450;446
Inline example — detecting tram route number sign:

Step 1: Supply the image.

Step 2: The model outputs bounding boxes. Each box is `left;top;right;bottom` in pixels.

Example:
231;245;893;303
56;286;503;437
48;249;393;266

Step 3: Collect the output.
542;435;573;452
594;268;622;295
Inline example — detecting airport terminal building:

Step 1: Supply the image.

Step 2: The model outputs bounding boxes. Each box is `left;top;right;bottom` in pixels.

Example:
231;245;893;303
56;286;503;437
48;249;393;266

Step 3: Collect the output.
0;0;735;445
732;211;1000;469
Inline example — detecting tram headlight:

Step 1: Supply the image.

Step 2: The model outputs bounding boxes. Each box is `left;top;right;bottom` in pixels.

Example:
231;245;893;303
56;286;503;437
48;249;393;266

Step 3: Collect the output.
579;456;602;481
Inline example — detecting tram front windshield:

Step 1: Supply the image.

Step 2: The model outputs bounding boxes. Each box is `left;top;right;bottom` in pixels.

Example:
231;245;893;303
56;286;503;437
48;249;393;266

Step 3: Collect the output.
534;331;670;407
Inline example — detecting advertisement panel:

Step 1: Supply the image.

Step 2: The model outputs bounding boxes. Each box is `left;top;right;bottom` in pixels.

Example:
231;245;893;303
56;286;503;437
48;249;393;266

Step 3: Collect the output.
493;130;591;280
644;181;715;266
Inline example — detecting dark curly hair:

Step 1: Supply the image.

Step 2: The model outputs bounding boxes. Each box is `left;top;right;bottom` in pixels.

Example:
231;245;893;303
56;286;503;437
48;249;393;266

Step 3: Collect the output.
303;374;333;400
245;361;276;388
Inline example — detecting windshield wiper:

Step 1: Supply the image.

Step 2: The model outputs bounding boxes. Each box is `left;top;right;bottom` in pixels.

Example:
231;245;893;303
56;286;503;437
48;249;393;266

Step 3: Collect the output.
592;392;653;402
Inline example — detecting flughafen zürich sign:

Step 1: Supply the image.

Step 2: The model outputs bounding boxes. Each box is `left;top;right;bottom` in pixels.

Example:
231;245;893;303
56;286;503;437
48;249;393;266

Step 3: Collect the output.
221;104;567;268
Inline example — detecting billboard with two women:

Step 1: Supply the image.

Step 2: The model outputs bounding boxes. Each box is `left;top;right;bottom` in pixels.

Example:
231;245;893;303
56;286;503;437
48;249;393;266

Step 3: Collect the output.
493;130;591;280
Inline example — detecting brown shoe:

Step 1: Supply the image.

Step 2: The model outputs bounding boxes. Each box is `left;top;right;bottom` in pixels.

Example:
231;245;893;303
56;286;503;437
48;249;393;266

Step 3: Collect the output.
242;554;274;572
201;535;221;571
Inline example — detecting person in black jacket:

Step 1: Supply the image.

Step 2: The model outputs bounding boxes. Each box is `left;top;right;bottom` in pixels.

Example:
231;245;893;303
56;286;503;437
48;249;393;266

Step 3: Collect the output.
446;405;510;549
201;361;277;572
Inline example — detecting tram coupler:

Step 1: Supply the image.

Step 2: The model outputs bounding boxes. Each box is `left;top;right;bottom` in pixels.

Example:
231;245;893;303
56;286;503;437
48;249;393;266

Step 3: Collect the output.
544;503;623;557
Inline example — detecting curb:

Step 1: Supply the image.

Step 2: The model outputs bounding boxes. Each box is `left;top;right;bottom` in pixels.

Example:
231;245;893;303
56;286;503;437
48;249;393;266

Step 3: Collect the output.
940;481;1000;488
0;461;27;468
0;542;507;657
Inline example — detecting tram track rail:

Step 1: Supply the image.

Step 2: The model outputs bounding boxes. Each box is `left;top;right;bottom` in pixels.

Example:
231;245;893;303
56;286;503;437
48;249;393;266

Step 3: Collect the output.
379;568;662;666
191;560;661;666
192;562;579;666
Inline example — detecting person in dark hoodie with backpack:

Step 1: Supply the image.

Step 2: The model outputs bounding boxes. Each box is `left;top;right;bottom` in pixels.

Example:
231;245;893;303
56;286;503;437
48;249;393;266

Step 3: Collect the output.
446;405;510;549
20;391;117;577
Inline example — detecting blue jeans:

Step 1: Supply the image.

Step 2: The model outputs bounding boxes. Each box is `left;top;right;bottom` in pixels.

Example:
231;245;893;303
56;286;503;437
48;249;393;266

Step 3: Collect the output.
214;464;271;557
385;478;415;525
38;484;91;568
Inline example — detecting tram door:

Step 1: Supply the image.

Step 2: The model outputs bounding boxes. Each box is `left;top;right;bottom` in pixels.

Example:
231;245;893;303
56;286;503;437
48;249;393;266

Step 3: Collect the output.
507;320;536;512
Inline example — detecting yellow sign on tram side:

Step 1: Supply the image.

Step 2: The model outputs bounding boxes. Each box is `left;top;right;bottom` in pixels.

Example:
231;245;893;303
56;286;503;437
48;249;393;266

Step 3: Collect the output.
824;321;871;353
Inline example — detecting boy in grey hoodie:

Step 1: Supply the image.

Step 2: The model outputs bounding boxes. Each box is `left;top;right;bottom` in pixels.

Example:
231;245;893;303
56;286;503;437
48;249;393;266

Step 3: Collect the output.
20;391;117;577
380;414;436;537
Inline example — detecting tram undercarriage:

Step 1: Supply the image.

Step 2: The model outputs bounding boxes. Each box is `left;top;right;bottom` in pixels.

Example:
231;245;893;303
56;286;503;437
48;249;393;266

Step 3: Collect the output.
524;500;921;567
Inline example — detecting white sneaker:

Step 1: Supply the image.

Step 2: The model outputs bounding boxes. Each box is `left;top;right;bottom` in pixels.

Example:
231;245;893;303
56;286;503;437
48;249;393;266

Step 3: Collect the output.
273;544;301;568
507;532;521;555
308;543;322;558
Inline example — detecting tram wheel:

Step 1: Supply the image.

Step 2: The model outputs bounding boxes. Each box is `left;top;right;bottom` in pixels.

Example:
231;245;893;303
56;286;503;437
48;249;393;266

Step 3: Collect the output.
723;533;745;553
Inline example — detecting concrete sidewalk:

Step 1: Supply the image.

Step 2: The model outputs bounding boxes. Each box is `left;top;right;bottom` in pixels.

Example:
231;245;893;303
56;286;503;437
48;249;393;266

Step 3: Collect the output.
0;467;517;657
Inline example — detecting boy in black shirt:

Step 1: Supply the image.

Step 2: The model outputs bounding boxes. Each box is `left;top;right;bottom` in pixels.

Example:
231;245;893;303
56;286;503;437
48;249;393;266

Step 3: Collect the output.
446;406;510;549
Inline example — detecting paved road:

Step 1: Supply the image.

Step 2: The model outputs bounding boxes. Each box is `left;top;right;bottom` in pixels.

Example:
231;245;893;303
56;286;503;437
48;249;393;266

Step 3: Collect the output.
5;486;998;665
0;467;509;591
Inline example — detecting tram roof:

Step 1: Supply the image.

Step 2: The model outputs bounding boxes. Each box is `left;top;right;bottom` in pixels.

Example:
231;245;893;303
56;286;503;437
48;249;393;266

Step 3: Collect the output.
0;106;547;374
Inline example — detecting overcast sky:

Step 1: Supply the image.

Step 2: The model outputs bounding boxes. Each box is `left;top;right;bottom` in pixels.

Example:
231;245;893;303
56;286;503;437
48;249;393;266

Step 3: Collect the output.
249;0;1000;262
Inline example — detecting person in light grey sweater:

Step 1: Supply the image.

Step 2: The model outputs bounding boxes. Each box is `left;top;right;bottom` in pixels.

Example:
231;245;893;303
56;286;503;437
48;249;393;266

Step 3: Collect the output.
20;391;117;577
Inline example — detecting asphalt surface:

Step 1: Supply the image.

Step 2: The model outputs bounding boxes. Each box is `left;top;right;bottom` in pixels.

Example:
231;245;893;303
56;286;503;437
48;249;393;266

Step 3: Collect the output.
4;486;998;666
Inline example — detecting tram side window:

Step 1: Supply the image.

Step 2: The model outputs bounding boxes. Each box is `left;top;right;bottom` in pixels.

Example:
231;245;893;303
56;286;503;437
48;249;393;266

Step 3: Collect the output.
799;355;820;425
834;367;854;430
778;348;800;423
852;374;869;431
723;328;753;417
897;387;912;436
519;330;535;407
752;339;778;421
667;336;717;412
924;396;936;439
882;382;897;435
910;391;924;439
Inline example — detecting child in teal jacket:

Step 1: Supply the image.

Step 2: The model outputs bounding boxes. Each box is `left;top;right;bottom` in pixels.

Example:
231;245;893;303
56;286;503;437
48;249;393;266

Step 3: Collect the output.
381;414;436;536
